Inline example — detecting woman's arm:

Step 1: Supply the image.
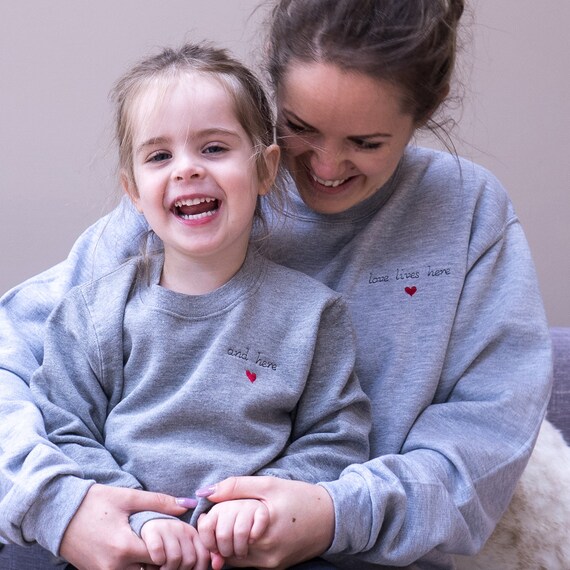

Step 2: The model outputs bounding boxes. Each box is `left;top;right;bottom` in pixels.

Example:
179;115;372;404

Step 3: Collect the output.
202;212;552;567
0;200;187;564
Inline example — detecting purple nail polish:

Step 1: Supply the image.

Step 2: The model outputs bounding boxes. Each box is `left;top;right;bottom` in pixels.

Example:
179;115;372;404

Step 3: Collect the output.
195;485;216;498
176;497;198;508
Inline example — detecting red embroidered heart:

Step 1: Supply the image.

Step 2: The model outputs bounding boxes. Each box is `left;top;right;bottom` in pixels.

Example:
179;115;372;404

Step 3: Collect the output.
405;286;417;297
246;370;257;383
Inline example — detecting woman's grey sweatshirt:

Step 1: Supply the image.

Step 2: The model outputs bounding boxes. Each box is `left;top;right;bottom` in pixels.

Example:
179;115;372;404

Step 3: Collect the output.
0;147;552;569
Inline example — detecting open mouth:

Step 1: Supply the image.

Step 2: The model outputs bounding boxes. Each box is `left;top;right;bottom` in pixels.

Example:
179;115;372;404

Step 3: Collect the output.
311;173;348;187
174;197;220;220
310;171;356;189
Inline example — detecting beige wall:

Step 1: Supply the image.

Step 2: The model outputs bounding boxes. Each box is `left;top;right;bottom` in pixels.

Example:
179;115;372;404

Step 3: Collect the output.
1;1;568;325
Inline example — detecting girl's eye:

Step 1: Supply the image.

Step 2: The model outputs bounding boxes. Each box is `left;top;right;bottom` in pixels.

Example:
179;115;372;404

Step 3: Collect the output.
203;144;227;155
147;151;171;162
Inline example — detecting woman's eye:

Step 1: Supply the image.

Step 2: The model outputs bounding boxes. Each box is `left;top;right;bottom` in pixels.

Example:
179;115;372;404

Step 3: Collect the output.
352;139;383;151
285;120;309;134
148;151;171;162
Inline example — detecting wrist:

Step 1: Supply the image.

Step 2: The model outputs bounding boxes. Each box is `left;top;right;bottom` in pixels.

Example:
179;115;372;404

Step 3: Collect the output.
319;470;373;555
314;484;335;553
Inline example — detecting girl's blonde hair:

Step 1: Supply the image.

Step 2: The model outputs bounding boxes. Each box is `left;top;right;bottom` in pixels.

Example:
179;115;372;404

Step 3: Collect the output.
111;42;282;229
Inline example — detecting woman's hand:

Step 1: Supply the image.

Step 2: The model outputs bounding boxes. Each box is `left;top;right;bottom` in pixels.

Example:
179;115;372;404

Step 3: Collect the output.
202;476;335;570
59;484;189;570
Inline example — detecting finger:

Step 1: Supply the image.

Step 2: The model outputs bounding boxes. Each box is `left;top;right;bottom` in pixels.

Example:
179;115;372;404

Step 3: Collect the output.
250;504;270;542
159;533;183;570
205;476;272;503
116;486;189;517
210;551;226;570
197;511;220;553
169;535;195;570
120;532;160;565
215;509;239;558
141;531;166;567
191;534;211;570
231;511;253;558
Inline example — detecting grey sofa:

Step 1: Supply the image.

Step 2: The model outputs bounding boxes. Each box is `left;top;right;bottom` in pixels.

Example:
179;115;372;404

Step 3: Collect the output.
1;328;569;569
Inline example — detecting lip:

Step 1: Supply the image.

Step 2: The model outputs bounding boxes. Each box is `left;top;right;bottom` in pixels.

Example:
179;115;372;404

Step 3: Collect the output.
171;193;221;225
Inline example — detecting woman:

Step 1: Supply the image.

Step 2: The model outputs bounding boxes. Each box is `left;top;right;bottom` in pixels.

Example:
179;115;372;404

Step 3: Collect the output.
0;1;551;569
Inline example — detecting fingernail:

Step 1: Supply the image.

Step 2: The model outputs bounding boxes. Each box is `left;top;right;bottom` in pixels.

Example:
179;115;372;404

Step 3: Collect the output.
195;485;216;498
176;497;198;508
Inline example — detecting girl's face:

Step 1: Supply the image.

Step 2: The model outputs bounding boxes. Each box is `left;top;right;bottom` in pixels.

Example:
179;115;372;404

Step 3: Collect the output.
124;74;278;271
277;61;417;214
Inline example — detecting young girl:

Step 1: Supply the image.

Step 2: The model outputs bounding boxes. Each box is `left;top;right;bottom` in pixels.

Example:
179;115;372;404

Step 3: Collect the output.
29;43;370;569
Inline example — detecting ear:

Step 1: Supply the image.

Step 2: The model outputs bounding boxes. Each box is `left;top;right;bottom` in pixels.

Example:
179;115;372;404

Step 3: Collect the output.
258;144;281;196
121;171;142;213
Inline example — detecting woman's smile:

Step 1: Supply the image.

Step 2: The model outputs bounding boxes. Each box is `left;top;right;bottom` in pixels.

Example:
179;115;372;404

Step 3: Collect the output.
278;60;416;214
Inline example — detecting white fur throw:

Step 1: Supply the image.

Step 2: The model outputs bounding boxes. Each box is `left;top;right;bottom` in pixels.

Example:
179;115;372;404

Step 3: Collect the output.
454;419;570;569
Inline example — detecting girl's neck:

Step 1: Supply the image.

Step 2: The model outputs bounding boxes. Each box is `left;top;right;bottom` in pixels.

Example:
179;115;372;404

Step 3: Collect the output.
159;246;249;296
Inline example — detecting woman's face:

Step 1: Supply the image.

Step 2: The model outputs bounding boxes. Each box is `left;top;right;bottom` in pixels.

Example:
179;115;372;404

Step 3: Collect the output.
277;61;417;214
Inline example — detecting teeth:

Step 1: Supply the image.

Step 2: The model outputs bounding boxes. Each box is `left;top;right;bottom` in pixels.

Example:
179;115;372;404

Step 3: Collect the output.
311;173;347;187
174;197;216;207
179;210;216;220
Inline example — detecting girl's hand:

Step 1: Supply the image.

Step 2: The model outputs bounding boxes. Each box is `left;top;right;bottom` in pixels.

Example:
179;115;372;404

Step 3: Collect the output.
201;477;335;569
197;499;269;570
141;519;209;570
59;484;189;570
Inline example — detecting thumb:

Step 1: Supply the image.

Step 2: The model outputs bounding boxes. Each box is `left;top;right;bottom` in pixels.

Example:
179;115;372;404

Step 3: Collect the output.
198;476;271;503
114;486;192;516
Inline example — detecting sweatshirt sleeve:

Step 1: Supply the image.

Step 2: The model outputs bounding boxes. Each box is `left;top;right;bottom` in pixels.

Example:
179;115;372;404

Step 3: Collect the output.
321;211;552;565
0;199;147;553
259;298;371;483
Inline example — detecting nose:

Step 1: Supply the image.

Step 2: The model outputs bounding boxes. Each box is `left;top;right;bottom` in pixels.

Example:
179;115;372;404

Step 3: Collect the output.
309;141;347;179
172;156;205;182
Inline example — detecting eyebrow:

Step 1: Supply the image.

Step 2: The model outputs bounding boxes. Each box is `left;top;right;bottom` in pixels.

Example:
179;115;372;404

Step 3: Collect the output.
136;128;242;153
283;110;393;140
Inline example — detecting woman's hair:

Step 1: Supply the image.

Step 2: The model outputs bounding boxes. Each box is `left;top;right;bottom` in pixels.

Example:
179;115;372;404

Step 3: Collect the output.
111;42;281;227
265;0;464;133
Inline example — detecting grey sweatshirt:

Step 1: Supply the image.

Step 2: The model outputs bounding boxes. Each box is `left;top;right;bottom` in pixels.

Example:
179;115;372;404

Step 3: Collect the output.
0;146;552;569
29;248;370;534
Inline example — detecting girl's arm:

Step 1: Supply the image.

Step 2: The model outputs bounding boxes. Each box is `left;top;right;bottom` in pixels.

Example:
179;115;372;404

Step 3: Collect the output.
256;297;371;483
